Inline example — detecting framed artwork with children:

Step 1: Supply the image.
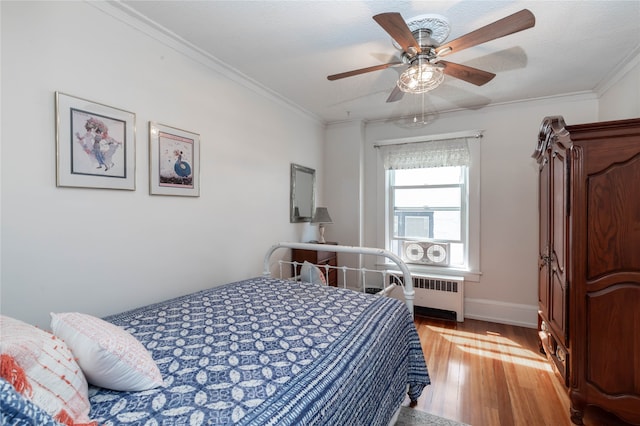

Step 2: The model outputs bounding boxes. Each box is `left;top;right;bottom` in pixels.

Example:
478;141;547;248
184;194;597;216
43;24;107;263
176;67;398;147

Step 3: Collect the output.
55;92;136;190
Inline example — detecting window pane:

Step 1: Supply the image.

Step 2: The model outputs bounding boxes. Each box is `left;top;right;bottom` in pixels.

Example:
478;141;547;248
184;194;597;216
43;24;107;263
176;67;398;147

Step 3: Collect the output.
433;211;461;240
405;216;430;238
394;212;433;238
393;210;460;240
394;187;461;208
448;242;464;266
391;239;401;257
394;167;463;186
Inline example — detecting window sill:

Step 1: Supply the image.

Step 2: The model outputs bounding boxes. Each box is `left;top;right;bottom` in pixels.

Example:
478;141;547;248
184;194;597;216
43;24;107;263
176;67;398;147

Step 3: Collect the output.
380;261;482;283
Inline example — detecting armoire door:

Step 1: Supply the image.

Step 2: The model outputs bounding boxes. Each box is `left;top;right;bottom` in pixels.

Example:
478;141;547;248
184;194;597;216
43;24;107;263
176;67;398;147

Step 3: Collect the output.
549;147;568;344
576;140;640;425
537;154;550;318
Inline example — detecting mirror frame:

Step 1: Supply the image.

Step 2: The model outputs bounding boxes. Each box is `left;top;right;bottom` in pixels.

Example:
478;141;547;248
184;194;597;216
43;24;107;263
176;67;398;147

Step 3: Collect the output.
290;163;316;223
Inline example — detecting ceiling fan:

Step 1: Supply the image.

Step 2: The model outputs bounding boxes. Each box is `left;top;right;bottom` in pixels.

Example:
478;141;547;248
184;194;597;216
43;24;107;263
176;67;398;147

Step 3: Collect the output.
327;9;535;102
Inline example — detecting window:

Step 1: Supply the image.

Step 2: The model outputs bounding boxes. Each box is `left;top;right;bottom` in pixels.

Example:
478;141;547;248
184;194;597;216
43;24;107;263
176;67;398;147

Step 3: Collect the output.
389;166;467;267
377;133;481;278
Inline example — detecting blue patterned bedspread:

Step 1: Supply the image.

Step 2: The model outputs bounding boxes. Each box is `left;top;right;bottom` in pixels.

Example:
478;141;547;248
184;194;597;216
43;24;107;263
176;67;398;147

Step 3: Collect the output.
88;277;430;425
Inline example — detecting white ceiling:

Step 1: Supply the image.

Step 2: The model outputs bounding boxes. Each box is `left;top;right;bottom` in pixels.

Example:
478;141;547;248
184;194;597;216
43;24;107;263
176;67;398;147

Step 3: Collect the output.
116;1;640;124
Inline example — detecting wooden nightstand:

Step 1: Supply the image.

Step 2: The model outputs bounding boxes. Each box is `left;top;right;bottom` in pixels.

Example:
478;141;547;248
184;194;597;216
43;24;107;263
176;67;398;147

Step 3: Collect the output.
291;243;338;287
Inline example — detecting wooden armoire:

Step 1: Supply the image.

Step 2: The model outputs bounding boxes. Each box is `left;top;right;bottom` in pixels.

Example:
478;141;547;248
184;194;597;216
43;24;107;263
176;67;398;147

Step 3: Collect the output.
533;116;640;425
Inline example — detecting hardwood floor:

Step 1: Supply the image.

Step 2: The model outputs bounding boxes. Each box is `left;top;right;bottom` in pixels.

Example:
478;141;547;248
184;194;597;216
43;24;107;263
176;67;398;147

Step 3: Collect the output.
404;316;633;426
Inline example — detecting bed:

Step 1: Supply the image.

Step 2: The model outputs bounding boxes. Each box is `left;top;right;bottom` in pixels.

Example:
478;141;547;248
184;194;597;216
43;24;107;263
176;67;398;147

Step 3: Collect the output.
1;243;430;426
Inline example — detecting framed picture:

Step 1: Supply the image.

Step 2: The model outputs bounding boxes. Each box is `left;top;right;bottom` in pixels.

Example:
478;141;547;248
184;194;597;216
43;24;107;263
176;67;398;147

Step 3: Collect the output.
55;92;136;190
149;122;200;197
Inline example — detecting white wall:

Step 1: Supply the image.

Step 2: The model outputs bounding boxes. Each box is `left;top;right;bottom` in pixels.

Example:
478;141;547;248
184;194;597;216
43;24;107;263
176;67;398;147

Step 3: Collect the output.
598;50;640;121
0;1;325;328
323;122;364;246
323;121;365;282
327;93;600;327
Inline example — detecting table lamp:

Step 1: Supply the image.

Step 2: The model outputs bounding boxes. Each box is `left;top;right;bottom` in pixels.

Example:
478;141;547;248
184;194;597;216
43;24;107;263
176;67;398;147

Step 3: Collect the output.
311;207;333;243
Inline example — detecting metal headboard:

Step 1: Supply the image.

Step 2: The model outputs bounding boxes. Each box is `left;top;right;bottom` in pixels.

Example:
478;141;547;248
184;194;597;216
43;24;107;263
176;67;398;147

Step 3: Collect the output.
263;242;415;315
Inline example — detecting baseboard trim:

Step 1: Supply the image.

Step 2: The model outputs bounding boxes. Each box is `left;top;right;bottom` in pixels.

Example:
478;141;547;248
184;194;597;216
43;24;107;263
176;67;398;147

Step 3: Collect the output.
464;298;538;329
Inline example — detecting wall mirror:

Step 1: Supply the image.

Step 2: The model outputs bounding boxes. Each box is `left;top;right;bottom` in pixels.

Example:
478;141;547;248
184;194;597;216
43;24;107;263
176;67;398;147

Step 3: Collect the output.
290;163;315;223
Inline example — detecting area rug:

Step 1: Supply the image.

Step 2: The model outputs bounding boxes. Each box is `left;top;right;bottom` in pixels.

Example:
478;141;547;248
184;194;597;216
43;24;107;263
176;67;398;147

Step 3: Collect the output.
395;406;470;426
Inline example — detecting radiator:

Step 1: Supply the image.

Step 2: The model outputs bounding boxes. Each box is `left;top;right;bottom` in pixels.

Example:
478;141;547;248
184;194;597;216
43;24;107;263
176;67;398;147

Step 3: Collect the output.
390;274;465;322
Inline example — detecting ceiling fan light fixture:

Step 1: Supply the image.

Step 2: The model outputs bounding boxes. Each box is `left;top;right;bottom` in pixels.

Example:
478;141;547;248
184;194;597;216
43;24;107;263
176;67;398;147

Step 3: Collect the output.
397;62;444;94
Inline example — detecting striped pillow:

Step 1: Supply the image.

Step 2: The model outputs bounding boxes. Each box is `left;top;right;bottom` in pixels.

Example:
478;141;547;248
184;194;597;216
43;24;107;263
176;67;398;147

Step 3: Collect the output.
0;315;95;426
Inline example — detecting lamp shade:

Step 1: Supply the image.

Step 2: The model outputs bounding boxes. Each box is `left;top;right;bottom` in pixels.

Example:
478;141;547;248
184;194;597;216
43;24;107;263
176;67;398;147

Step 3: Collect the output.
311;207;333;224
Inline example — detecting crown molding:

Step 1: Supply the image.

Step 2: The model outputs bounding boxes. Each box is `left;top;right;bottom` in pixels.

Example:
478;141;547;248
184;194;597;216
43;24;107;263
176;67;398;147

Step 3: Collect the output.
90;1;323;125
594;44;640;96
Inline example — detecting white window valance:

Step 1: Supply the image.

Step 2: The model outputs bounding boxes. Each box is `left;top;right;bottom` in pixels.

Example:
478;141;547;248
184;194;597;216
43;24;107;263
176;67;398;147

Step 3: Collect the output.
379;137;471;170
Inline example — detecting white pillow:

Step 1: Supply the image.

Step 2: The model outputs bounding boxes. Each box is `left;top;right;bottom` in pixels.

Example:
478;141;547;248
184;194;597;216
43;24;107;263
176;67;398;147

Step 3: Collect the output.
50;312;164;392
300;261;327;285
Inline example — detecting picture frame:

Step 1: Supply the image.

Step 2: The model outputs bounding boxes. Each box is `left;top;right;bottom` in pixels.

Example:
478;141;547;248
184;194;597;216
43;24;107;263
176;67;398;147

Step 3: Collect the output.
55;92;136;190
149;122;200;197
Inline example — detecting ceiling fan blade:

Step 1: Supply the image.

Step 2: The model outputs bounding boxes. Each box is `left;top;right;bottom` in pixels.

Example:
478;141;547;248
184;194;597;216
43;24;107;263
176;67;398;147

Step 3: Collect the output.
436;9;535;56
327;61;402;81
439;60;496;86
386;85;404;103
373;12;421;55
